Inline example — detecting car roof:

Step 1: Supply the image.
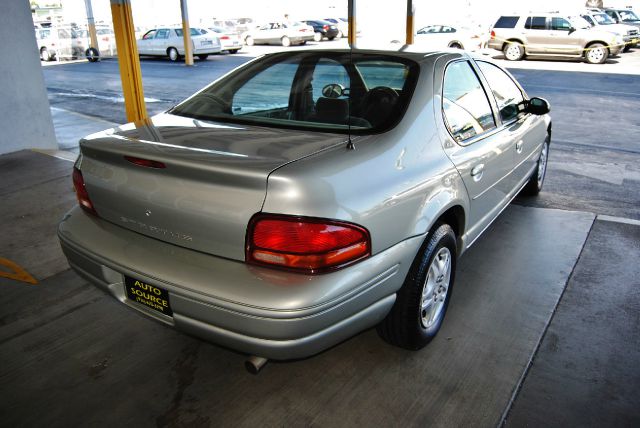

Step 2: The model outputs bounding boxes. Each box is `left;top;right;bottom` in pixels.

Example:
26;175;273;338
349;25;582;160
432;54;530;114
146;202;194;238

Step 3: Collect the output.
260;47;468;64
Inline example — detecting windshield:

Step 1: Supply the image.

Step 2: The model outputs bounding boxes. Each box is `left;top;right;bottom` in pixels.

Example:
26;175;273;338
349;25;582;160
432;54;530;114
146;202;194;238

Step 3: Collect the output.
568;16;592;29
593;13;615;24
619;10;639;21
170;52;419;134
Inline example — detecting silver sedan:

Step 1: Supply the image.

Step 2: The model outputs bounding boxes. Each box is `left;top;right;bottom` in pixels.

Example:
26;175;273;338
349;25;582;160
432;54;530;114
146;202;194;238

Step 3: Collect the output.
59;48;551;362
137;26;221;61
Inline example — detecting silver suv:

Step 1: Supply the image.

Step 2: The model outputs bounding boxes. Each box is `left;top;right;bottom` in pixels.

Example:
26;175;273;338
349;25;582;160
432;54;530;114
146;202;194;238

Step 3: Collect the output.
489;13;624;64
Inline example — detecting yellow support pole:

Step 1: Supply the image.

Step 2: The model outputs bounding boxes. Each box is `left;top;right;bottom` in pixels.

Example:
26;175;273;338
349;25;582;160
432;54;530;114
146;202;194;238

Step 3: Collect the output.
84;0;100;59
406;0;414;45
180;0;194;66
110;0;147;123
348;0;356;47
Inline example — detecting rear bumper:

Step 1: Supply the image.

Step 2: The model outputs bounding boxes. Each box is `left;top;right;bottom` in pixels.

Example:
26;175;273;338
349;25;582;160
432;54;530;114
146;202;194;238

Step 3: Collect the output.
58;207;421;359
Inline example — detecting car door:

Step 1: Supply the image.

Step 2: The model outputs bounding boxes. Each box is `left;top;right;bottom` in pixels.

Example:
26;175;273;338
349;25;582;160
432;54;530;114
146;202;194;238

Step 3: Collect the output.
547;17;582;54
523;16;552;53
476;60;547;190
437;59;516;244
137;29;157;55
153;29;171;54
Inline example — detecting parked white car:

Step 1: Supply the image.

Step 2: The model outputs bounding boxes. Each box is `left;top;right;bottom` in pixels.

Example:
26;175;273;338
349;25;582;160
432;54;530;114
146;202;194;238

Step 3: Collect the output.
579;11;639;51
415;25;483;51
36;27;85;61
200;27;242;54
137;27;221;61
242;22;313;47
76;26;117;60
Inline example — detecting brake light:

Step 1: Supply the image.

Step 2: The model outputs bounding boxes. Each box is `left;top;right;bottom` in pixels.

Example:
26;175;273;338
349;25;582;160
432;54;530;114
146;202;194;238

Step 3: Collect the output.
124;156;166;169
221;35;230;40
246;214;371;274
323;25;329;30
72;167;98;216
490;30;496;39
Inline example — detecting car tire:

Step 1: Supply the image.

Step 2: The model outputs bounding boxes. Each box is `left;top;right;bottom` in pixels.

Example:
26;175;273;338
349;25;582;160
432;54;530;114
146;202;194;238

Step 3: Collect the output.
377;223;457;350
449;42;463;49
623;44;631;53
281;36;291;47
197;54;209;60
503;41;525;61
85;47;99;62
40;47;52;61
229;49;240;54
314;32;322;42
522;136;550;196
167;47;179;62
585;43;608;64
245;36;254;46
336;30;343;39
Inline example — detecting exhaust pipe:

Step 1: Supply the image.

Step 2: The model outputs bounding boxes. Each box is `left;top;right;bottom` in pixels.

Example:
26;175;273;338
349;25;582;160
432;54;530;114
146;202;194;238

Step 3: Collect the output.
245;356;268;374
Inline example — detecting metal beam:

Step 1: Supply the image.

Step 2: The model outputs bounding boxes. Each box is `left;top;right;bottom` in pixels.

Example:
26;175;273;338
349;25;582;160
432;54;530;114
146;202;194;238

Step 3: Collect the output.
110;0;148;122
406;0;414;45
84;0;99;59
348;0;356;47
180;0;194;66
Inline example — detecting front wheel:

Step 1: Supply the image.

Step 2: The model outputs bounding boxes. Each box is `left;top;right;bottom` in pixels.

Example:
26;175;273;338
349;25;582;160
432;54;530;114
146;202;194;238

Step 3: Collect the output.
377;223;457;350
585;43;608;64
85;47;99;62
40;47;52;61
503;41;525;61
281;36;291;47
245;36;254;46
197;54;209;60
167;47;179;62
522;136;550;196
313;32;322;42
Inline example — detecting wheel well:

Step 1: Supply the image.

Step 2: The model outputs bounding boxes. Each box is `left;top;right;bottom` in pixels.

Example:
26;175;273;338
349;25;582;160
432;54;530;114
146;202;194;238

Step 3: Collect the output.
436;206;465;239
585;41;609;54
167;47;177;54
448;41;463;48
502;38;524;51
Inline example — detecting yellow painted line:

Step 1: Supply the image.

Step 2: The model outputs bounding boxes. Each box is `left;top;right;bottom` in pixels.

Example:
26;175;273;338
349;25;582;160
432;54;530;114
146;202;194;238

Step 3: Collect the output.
0;258;38;285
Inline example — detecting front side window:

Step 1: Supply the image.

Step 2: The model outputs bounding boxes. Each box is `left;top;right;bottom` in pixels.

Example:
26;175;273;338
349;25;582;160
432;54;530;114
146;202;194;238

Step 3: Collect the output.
551;17;572;31
593;13;615;24
142;30;156;40
581;15;595;26
477;62;524;123
620;10;639;22
442;61;496;143
170;52;419;134
155;29;169;39
525;17;547;30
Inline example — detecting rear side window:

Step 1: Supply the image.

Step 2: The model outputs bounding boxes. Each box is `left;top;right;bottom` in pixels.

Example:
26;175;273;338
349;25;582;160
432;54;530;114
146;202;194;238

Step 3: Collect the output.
442;61;496;143
525;17;547;30
494;16;519;28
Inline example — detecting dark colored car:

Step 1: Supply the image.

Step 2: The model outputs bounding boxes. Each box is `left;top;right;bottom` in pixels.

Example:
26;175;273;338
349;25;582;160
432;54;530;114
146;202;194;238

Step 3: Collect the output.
303;20;340;41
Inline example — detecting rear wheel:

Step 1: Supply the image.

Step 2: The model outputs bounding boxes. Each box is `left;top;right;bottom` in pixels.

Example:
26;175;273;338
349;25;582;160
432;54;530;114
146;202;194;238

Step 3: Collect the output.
585;43;608;64
228;49;240;54
281;36;291;47
40;47;52;61
85;47;99;62
523;136;550;196
197;54;209;60
503;41;525;61
377;223;457;350
167;47;179;62
245;36;254;46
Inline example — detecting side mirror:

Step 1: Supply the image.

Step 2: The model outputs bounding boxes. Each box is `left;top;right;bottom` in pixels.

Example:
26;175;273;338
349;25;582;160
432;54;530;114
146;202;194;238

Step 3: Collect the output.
568;26;576;34
526;97;550;115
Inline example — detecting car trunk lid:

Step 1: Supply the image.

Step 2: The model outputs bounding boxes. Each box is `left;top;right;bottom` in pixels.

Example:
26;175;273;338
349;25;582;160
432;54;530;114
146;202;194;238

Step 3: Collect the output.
78;113;347;261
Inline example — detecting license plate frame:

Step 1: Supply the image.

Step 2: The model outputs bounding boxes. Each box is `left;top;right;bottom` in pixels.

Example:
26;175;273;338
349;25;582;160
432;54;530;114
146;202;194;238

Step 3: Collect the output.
124;276;173;317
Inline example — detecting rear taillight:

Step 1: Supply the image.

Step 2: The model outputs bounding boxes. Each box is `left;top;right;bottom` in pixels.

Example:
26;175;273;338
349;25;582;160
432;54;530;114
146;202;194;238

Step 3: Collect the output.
72;167;98;216
246;214;371;274
323;25;329;30
490;30;496;39
221;35;230;40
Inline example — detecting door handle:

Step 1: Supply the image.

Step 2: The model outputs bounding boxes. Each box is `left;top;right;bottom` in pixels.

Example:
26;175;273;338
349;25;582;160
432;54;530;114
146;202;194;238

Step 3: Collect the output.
471;163;484;181
516;140;524;154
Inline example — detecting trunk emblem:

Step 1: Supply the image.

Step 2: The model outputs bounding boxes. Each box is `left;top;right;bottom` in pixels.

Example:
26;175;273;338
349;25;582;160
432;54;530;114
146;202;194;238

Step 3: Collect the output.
145;210;152;217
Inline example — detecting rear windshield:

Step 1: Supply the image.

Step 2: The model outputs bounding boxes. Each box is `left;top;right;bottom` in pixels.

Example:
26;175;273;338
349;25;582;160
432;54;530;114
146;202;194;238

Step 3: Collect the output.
494;16;519;28
170;52;419;134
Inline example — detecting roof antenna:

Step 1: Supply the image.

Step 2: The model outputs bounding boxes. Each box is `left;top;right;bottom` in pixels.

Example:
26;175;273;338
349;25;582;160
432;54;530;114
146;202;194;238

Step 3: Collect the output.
347;0;355;151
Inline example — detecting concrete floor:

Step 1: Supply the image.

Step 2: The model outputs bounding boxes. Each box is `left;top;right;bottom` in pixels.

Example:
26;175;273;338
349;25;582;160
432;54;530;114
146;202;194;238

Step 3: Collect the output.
2;150;638;426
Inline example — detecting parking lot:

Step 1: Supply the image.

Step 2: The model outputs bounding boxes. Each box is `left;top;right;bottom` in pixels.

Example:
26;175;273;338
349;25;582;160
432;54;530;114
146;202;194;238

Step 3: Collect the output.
2;38;640;426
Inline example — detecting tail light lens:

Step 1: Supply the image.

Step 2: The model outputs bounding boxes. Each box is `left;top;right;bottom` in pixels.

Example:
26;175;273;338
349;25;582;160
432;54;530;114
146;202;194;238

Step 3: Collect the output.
323;25;329;30
246;214;371;274
490;30;496;39
124;155;166;169
221;35;230;40
72;167;98;216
